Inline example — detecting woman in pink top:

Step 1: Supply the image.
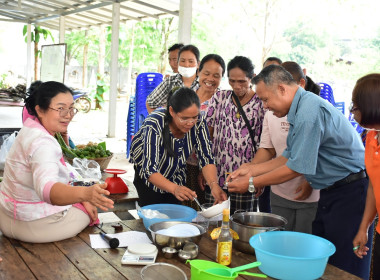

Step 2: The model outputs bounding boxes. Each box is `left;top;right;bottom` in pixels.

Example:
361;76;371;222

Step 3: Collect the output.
0;81;113;245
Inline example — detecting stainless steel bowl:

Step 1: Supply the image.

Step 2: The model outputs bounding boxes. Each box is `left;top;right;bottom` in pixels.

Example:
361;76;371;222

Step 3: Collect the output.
162;247;177;258
230;212;287;254
148;221;206;249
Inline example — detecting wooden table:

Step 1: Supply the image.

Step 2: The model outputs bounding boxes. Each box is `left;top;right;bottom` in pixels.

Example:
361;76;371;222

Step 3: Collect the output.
0;219;361;280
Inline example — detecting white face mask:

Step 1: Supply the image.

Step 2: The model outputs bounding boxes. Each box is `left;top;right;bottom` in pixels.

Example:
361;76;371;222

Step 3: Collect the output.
178;66;197;78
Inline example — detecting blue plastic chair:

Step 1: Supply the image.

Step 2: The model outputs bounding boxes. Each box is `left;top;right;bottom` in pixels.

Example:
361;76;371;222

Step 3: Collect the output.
348;112;364;134
318;82;345;115
126;72;163;158
134;72;163;131
126;95;136;158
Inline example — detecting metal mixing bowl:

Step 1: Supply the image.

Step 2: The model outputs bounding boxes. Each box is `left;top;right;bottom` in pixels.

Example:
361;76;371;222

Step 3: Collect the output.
230;212;287;254
148;221;206;249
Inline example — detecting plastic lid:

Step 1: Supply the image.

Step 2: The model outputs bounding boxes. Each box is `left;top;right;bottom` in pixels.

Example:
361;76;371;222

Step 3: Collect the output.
128;243;157;255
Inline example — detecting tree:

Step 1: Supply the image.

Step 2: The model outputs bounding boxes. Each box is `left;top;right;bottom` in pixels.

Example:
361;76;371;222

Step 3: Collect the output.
23;25;54;80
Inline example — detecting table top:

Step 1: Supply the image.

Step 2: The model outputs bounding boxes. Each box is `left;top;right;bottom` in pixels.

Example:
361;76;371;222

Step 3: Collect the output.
0;219;361;280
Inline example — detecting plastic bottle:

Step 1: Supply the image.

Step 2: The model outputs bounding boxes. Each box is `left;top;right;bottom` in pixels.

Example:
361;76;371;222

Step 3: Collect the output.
216;208;232;265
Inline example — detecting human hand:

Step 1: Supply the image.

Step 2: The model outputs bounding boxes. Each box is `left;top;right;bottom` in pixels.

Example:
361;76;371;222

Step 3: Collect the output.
85;183;114;211
294;181;313;201
353;230;369;259
210;184;227;204
82;201;98;223
228;163;253;182
173;185;196;201
226;172;250;194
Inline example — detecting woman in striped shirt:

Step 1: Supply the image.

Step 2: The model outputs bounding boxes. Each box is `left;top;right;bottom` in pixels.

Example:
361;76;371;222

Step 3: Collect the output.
130;87;227;206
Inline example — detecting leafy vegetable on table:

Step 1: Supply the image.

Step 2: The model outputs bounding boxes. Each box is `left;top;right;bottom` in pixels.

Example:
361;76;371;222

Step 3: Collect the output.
55;133;112;159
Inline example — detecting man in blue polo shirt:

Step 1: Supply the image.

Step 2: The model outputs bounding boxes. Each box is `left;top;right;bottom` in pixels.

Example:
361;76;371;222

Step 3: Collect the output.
228;65;373;279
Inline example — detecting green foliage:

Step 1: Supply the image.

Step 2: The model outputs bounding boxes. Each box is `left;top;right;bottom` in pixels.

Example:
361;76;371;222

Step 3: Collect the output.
64;17;178;73
90;74;108;109
22;24;54;58
0;73;8;88
22;25;54;44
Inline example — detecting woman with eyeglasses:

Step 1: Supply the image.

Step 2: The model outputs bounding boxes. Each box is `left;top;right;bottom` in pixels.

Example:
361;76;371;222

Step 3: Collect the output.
130;87;227;206
352;73;380;280
0;81;114;244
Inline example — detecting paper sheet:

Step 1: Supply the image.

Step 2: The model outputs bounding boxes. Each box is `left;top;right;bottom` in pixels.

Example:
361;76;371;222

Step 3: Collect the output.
90;231;152;249
98;212;122;224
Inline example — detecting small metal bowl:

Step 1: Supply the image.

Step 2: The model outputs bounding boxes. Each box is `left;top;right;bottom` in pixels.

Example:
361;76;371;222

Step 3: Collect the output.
178;249;192;261
162;246;177;259
178;242;198;260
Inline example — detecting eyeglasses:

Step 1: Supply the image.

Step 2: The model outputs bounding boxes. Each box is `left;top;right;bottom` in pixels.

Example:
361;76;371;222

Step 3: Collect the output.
349;103;359;113
177;114;199;124
49;107;78;117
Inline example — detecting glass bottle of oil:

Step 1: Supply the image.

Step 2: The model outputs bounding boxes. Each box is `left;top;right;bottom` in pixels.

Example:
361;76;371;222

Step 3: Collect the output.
216;208;232;265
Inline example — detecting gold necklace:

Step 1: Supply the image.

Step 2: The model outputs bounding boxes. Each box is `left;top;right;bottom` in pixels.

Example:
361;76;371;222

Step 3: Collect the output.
234;91;253;119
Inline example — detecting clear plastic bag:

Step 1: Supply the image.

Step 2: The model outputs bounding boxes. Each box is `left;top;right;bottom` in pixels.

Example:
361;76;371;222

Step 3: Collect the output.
0;131;18;170
136;202;169;219
72;158;102;180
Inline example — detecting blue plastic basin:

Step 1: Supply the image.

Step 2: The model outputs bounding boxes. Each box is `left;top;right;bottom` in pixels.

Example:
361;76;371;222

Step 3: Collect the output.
138;204;197;230
249;231;336;280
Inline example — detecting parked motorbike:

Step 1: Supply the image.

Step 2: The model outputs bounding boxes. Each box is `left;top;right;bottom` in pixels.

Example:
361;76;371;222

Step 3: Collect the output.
72;89;91;113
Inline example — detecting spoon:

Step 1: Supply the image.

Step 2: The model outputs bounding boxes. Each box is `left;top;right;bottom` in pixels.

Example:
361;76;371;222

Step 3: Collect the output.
193;197;205;211
206;261;262;277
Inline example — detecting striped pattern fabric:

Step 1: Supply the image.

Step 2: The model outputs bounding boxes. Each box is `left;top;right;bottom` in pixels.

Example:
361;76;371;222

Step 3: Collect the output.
146;73;199;109
129;109;214;193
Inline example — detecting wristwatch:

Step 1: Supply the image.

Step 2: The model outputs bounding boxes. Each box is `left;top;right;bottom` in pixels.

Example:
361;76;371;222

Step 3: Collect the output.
248;176;255;193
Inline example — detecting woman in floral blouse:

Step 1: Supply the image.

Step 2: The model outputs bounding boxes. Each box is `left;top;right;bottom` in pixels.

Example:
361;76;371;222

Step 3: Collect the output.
206;56;266;213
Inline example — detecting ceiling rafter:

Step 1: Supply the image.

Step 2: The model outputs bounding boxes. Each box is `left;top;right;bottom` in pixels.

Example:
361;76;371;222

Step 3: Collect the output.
0;0;179;29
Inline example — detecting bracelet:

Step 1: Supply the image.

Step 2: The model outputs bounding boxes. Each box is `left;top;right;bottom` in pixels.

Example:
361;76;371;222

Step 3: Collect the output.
208;181;218;188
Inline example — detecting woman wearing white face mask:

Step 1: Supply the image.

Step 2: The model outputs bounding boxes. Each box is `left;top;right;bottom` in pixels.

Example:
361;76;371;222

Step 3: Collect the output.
146;44;200;114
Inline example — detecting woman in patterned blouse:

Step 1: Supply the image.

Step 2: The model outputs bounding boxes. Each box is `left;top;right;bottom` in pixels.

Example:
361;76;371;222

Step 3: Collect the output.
206;56;266;213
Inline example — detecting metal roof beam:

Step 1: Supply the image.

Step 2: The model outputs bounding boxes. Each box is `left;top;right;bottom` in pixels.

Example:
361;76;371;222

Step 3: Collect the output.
0;9;27;20
31;1;114;23
63;15;98;27
99;7;141;21
70;12;110;25
120;4;158;19
133;0;179;16
0;3;61;15
25;0;64;10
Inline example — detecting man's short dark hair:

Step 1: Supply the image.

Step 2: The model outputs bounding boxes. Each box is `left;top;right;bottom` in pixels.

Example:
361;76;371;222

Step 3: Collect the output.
168;43;184;53
263;57;282;67
253;65;296;86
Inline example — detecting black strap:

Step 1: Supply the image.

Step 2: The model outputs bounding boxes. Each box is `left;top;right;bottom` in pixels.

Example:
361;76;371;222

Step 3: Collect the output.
231;92;257;154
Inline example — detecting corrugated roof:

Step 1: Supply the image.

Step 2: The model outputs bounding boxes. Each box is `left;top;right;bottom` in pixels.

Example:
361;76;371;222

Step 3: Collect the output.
0;0;180;30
